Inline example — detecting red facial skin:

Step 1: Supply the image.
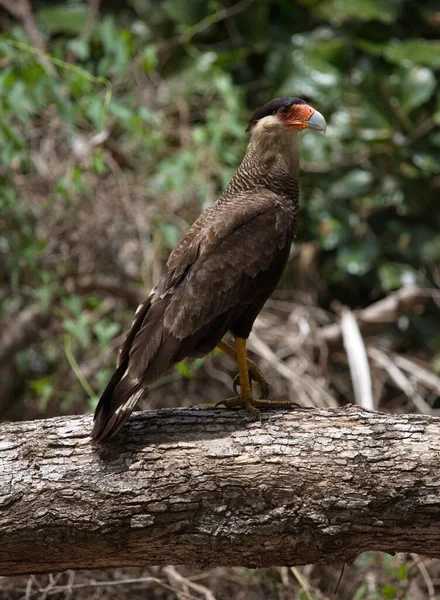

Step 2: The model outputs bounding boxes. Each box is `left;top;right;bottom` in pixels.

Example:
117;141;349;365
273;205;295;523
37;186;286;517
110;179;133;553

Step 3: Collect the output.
280;104;316;130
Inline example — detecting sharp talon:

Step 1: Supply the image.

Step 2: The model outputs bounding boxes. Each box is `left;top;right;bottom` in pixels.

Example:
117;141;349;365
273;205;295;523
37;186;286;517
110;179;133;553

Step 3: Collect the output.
246;403;261;420
232;375;240;395
218;395;253;409
232;369;270;398
289;401;302;409
250;398;302;410
218;395;300;414
259;383;270;400
246;361;270;400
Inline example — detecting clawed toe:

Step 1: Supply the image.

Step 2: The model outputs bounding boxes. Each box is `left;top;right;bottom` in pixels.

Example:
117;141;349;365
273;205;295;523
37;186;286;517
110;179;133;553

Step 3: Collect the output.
250;398;301;410
232;368;270;399
216;395;300;417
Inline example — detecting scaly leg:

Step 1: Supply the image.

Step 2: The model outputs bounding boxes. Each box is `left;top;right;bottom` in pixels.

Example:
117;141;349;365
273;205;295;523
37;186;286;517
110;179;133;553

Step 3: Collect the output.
216;337;259;417
216;337;298;415
217;339;269;399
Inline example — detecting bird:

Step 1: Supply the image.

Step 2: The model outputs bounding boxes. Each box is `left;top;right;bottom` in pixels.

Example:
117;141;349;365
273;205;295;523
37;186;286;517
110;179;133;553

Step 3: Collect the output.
92;97;326;442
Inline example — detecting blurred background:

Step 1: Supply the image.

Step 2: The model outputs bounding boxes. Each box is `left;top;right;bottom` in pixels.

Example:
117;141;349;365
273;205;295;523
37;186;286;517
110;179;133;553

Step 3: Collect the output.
1;0;440;598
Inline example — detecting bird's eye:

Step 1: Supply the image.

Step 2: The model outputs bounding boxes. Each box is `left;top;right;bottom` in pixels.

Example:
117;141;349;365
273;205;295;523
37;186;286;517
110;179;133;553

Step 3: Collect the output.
279;106;290;115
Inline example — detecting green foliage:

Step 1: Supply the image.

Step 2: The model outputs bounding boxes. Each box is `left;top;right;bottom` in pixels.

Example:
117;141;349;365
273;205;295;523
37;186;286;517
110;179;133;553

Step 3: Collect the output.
0;0;438;415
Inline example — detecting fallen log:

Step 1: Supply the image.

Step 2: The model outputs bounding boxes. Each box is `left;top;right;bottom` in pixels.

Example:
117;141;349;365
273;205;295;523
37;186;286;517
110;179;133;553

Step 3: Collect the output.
1;405;439;576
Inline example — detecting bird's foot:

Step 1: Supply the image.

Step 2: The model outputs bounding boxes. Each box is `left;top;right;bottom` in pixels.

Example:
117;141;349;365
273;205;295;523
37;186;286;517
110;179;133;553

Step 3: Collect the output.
232;359;270;399
248;398;302;410
215;395;261;419
216;396;300;418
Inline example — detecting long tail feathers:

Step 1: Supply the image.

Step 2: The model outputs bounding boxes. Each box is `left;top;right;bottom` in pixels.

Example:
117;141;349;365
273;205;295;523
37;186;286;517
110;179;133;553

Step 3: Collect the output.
92;361;145;442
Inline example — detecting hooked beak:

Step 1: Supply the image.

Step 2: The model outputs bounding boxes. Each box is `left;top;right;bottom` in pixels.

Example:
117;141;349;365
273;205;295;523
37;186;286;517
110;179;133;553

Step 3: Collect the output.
305;109;326;133
285;105;327;133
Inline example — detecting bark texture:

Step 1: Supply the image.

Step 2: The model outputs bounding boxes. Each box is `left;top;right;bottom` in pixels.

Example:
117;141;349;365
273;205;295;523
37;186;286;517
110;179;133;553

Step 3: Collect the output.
1;405;439;576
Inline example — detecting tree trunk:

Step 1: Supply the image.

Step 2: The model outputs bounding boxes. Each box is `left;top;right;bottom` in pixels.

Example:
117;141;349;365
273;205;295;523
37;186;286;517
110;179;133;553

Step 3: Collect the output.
1;405;439;576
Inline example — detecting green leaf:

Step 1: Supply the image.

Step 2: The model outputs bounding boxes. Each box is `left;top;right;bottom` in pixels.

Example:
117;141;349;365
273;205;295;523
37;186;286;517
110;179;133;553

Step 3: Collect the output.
62;296;82;317
67;38;91;61
175;360;192;379
381;584;397;599
328;170;373;200
398;67;436;112
317;0;402;23
316;218;348;250
163;0;208;26
421;234;440;262
395;561;407;581
93;321;121;346
63;315;90;348
158;222;182;250
352;584;367;600
37;5;88;35
385;39;440;68
95;368;113;393
281;56;341;101
99;16;116;54
29;376;54;412
110;100;135;122
378;263;403;291
379;264;420;290
432;353;440;375
142;45;158;73
336;239;379;276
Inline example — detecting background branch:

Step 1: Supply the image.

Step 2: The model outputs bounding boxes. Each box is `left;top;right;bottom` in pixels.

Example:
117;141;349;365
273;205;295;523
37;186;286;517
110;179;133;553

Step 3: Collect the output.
317;287;436;348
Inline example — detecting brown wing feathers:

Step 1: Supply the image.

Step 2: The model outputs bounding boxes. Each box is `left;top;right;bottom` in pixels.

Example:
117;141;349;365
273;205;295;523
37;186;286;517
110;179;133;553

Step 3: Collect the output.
92;196;295;442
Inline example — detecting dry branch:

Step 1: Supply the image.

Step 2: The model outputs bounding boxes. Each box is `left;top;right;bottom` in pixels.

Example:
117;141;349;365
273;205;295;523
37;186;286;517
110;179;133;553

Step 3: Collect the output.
0;305;50;366
340;308;374;410
318;287;435;348
1;405;440;576
75;275;142;305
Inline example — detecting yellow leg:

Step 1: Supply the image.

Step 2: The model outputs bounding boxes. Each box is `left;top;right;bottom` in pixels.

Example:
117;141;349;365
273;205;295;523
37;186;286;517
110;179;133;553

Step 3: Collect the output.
217;339;270;398
236;337;252;399
216;337;300;414
216;337;258;416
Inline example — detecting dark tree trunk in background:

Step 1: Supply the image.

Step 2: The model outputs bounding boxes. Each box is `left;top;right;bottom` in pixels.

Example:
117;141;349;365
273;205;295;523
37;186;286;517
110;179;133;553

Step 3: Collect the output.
1;406;440;576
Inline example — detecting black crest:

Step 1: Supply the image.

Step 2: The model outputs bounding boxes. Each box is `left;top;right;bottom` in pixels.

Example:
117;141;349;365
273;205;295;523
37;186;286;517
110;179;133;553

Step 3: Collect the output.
246;97;306;133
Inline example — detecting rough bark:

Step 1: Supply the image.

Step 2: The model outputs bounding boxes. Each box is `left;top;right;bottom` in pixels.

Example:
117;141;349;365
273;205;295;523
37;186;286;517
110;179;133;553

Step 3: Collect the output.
1;405;440;576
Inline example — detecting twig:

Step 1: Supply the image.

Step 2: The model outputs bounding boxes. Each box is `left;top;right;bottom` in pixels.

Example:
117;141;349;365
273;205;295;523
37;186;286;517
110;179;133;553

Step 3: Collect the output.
248;332;338;407
80;0;101;40
318;287;437;348
392;354;440;395
64;334;97;401
0;304;50;366
164;566;217;600
43;576;181;596
75;275;142;306
290;568;314;600
340;308;374;410
410;554;436;600
156;0;255;52
368;347;431;414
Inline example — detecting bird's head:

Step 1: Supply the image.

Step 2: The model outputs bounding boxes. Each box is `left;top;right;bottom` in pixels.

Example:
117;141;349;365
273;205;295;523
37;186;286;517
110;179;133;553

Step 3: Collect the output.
246;97;326;138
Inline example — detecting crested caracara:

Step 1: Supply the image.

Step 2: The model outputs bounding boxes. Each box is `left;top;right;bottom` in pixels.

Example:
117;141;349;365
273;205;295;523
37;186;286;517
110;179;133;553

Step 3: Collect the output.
92;97;326;442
